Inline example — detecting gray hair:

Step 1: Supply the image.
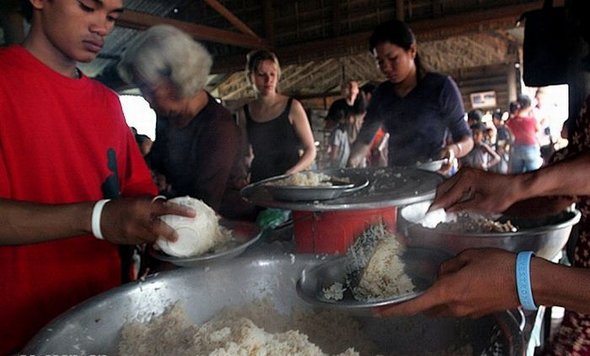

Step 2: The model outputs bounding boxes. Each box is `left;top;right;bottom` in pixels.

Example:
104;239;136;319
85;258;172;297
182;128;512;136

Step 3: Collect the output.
118;25;212;98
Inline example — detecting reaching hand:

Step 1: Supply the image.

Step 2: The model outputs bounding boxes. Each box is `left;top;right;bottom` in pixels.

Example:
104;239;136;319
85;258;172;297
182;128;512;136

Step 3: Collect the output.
100;197;196;245
430;167;521;214
374;249;520;318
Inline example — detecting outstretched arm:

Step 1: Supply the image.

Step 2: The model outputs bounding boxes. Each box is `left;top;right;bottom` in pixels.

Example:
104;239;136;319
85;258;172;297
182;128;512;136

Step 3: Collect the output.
430;150;590;214
0;197;195;246
376;248;590;318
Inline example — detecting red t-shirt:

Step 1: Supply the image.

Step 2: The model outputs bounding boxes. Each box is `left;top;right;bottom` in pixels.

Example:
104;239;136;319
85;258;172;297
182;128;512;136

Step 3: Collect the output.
0;46;157;353
506;115;539;146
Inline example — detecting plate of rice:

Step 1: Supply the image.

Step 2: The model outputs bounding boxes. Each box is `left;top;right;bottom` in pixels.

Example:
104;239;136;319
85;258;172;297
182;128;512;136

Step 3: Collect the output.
296;224;450;311
261;171;369;201
150;197;261;267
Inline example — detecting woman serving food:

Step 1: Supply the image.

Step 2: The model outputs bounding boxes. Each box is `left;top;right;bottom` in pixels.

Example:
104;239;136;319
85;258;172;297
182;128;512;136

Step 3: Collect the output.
348;19;473;172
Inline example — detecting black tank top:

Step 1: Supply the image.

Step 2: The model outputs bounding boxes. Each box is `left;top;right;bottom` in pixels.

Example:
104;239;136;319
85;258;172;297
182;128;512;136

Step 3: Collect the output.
245;98;301;182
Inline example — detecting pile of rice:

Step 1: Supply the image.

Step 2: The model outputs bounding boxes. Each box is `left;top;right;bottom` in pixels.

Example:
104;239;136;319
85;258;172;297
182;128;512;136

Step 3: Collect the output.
323;223;415;301
117;299;379;356
156;196;230;257
272;172;334;187
353;233;415;300
435;212;517;233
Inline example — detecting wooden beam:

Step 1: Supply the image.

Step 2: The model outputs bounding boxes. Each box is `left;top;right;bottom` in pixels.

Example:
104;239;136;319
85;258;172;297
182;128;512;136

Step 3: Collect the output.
116;10;269;49
280;62;317;87
202;0;260;39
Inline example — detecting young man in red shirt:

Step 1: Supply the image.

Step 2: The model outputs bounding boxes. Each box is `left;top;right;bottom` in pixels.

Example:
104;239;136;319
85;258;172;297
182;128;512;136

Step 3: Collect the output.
0;1;194;353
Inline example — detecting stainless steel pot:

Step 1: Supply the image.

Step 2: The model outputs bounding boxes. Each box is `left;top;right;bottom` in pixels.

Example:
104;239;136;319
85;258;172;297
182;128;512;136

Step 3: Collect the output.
22;253;524;355
398;201;581;259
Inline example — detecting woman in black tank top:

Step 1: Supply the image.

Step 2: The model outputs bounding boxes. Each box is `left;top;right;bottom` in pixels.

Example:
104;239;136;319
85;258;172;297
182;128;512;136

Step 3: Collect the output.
240;50;316;182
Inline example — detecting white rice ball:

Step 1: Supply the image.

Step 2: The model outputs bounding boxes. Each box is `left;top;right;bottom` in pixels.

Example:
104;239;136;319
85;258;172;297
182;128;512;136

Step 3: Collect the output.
156;196;222;257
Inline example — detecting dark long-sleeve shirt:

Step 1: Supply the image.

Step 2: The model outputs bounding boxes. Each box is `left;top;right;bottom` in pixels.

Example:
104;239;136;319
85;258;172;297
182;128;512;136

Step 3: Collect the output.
148;92;254;219
356;72;470;166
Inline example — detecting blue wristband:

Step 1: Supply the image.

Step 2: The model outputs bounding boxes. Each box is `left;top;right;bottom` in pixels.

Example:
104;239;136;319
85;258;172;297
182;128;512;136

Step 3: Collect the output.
516;251;538;311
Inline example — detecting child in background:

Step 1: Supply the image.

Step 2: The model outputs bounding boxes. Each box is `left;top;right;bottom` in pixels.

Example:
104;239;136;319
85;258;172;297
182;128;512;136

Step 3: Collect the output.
328;107;354;168
460;123;501;171
491;110;513;174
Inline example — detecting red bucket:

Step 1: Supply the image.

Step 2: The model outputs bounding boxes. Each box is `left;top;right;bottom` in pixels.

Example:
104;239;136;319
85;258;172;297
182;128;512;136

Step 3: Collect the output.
292;207;397;254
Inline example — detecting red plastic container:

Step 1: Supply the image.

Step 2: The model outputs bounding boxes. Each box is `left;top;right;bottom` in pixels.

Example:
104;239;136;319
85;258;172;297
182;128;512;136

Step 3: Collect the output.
292;207;397;254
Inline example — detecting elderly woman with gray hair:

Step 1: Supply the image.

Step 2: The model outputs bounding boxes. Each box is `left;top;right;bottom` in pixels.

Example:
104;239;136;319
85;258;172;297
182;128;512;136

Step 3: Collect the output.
118;25;255;220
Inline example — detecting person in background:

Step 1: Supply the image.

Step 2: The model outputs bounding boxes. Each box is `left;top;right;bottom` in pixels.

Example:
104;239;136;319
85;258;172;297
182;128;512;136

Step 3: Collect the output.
348;19;473;172
506;94;543;173
135;134;153;156
325;79;366;131
534;87;557;165
0;1;195;353
483;126;495;146
460;123;501;171
360;82;377;103
239;50;316;182
327;106;354;168
361;82;389;167
491;110;513;174
466;109;484;127
118;25;256;221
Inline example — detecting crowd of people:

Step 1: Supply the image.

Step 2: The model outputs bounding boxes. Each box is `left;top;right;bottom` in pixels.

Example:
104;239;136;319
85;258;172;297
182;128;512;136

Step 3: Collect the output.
454;90;567;175
2;0;588;354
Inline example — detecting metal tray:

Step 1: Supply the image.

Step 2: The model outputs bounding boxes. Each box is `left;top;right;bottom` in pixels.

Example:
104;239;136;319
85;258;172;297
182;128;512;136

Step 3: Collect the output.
150;219;261;267
296;247;451;312
241;167;444;211
260;173;369;201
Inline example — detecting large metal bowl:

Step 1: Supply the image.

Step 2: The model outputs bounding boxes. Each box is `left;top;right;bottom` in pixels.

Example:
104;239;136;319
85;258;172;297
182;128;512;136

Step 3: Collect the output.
398;201;581;259
22;253;524;355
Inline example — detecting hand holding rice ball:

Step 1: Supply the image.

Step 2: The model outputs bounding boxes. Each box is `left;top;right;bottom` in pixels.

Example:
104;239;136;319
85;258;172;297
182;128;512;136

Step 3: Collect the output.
156;196;225;257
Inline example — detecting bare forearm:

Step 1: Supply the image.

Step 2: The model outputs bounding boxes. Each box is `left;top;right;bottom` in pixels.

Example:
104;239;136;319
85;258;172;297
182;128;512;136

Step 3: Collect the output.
348;141;371;167
532;257;590;313
286;145;317;174
450;136;474;159
519;151;590;199
0;199;93;245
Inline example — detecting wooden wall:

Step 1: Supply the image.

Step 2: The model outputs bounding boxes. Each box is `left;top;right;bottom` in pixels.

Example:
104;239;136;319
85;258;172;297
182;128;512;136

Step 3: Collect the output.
450;63;518;113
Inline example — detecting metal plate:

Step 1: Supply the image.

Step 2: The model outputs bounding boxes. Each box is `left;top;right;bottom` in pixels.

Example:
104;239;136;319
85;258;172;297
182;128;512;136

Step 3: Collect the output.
241;167;444;211
296;247;450;312
149;219;261;267
261;174;369;201
416;159;448;172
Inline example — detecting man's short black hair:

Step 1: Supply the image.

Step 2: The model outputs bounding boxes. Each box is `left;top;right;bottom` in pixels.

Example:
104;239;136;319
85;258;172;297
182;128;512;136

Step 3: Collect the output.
470;122;486;132
467;109;483;123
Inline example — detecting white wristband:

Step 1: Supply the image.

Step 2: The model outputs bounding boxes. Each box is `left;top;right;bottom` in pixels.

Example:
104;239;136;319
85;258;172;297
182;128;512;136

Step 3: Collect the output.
91;199;111;240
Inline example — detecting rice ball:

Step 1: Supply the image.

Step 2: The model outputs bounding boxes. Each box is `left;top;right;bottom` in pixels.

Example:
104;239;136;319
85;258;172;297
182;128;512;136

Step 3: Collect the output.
156;196;222;257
